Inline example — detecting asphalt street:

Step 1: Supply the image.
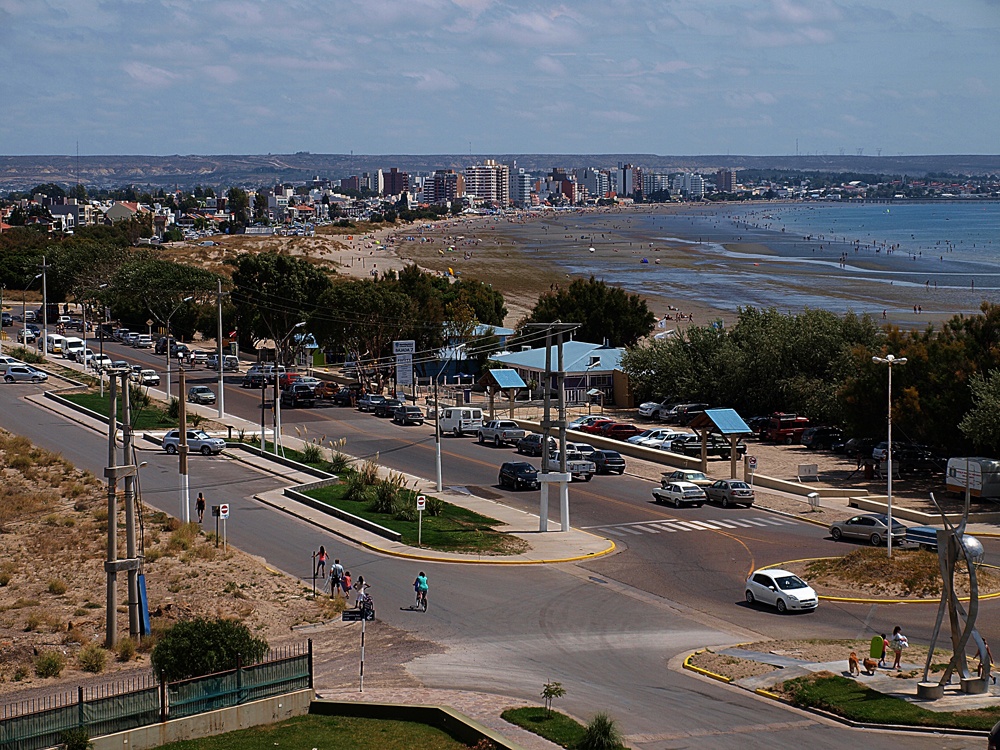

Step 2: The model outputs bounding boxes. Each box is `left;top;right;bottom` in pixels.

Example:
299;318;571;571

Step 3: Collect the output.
2;347;989;748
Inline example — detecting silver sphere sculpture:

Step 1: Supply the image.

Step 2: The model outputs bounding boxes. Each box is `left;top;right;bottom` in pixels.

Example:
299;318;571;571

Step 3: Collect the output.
962;535;985;565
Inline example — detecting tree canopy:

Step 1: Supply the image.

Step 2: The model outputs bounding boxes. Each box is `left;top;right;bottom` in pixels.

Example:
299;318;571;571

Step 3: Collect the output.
520;276;655;347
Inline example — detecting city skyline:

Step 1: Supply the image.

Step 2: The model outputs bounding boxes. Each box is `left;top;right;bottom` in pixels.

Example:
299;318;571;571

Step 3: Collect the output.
1;0;998;157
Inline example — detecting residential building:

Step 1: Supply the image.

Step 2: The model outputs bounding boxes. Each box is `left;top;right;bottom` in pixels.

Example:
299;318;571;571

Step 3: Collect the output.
383;168;409;197
716;169;737;192
425;169;465;205
671;173;705;200
510;169;533;207
464;160;510;208
489;341;629;406
576;168;609;200
642;171;671;197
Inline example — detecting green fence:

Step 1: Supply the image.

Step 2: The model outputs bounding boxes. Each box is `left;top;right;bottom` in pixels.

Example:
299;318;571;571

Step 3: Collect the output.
0;642;312;750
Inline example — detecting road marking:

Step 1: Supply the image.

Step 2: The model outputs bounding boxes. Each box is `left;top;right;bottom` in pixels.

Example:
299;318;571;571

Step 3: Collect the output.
633;525;661;534
757;517;793;526
618;526;647;535
726;519;755;527
709;519;739;528
741;519;773;526
589;515;803;537
670;521;704;531
650;523;680;532
686;520;721;530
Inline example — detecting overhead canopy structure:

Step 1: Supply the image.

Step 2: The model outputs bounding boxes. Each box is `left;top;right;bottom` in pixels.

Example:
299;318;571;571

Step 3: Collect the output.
687;408;753;478
480;369;528;419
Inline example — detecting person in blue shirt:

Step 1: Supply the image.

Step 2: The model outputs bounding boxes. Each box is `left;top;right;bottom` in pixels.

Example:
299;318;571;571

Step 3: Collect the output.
414;572;428;610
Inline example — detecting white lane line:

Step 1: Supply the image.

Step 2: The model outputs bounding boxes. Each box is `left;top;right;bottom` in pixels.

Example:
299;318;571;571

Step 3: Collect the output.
726;519;755;527
686;520;722;530
633;525;661;534
650;523;680;532
602;528;628;537
671;521;703;531
756;517;794;526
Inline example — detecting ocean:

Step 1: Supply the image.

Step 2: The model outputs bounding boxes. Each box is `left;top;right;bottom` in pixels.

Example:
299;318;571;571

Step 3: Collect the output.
511;201;1000;321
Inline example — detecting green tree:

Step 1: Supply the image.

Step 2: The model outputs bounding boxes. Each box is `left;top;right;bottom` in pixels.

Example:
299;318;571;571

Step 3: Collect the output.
108;255;219;337
959;370;1000;453
253;192;269;222
521;276;654;347
227;252;333;353
150;617;268;682
226;187;250;226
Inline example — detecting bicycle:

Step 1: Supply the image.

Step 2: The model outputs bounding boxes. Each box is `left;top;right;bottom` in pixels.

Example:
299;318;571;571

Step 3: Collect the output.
355;584;375;619
415;588;427;612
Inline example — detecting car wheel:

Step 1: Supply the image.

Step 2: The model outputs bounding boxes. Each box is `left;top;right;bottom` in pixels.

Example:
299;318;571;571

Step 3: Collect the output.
870;533;883;547
776;599;787;613
584;474;592;482
673;496;680;508
722;452;730;460
785;436;794;445
201;445;212;456
494;436;501;448
4;375;12;383
722;496;730;508
165;444;178;454
831;527;843;541
453;428;461;437
478;434;484;444
696;502;704;507
745;590;755;605
32;376;42;383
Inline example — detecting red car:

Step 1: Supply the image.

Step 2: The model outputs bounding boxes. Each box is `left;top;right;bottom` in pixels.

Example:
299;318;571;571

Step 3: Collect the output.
277;372;303;389
599;423;642;441
579;418;616;435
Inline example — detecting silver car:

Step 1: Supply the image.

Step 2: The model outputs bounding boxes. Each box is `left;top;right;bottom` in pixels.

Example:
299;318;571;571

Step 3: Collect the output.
829;513;906;547
3;365;48;383
162;429;226;456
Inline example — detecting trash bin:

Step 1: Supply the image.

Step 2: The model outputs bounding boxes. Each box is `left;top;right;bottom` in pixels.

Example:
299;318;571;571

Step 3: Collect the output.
463;388;472;404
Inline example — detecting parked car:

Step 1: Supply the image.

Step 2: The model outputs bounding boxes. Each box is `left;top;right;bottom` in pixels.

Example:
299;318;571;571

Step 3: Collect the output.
1;312;12;327
628;428;684;446
133;334;153;349
186;386;217;405
591;450;626;475
598;423;642;441
206;354;240;371
0;355;24;373
392;405;425;425
3;365;47;383
162;429;226;456
842;437;880;460
744;569;818;613
800;426;844;450
280;383;315;408
663;403;709;425
564;441;597;458
759;412;811;444
242;371;266;388
652;481;706;507
547;450;597;481
278;372;303;389
357;394;386;412
18;327;38;343
578;417;617;435
478;420;527;447
670;433;747;460
644;431;691;449
662;469;713;487
498;461;539;491
374;398;404;417
568;415;614;431
829;513;906;547
188;350;209;366
170;343;189;359
155;336;169;354
313;381;339;399
637;399;679;421
517;433;556;457
137;369;160;386
705;479;755;508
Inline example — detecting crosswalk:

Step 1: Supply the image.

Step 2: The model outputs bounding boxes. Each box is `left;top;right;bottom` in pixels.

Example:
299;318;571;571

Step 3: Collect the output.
587;515;802;537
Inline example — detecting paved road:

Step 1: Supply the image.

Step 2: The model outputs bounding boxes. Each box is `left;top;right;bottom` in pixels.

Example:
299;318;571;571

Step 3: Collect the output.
2;373;989;747
73;339;1000;649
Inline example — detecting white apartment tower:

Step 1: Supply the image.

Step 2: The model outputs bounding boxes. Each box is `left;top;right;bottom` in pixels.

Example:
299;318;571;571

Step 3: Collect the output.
464;160;510;208
511;169;533;207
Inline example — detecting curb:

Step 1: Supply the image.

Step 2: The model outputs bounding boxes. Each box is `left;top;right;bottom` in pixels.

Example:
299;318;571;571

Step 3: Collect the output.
353;534;617;566
682;650;732;683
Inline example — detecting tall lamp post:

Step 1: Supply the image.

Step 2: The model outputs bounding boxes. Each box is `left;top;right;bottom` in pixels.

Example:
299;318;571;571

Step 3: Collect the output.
272;321;306;455
872;353;907;558
164;296;193;400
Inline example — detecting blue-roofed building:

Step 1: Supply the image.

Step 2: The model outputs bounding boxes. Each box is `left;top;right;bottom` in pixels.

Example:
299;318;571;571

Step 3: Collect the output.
489;341;631;405
416;323;517;383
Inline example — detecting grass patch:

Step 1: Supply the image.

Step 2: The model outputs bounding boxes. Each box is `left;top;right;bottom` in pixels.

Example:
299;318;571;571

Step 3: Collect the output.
501;706;586;749
62;392;176;431
780;673;1000;730
306;482;527;555
154;713;470;750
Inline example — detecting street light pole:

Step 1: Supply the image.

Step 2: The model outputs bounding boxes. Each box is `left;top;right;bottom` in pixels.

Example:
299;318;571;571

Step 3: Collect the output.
40;256;50;357
164;296;193;401
434;343;465;493
872;353;907;558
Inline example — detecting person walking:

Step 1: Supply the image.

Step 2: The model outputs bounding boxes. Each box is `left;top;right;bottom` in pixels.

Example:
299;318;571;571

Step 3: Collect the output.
878;633;889;668
330;558;345;596
890;626;908;670
316;545;328;579
341;571;352;599
195;492;206;524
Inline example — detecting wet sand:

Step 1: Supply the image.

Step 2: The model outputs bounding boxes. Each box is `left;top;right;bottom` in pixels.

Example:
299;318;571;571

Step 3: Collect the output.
393;204;1000;330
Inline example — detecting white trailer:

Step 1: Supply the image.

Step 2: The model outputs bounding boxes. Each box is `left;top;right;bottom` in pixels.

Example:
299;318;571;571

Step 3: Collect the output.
946;457;1000;501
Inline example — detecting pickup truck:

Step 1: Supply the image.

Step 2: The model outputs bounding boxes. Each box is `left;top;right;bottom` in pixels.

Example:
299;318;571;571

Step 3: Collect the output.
547;450;596;482
760;412;811;444
477;420;527;447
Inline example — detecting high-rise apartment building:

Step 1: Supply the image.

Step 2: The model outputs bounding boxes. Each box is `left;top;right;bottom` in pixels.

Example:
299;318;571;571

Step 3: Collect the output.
425;169;465;205
575;168;609;200
716;169;737;192
383;167;409;197
464;160;510;207
672;173;705;199
642;171;671;196
510;169;533;207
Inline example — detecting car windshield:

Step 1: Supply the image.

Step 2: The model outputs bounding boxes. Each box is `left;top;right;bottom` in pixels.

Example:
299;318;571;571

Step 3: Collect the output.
774;575;808;590
730;482;750;489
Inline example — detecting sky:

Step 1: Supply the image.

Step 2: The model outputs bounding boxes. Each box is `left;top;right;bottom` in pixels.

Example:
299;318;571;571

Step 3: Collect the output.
0;0;998;156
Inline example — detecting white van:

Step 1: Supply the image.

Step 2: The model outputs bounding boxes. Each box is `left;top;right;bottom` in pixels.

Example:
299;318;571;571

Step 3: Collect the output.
43;333;67;355
62;336;86;359
439;407;484;436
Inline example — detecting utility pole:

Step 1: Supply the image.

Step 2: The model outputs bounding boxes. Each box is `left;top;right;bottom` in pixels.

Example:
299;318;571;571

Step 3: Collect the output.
539;328;552;532
39;256;50;356
121;372;140;637
216;279;227;419
105;375;118;648
178;367;190;523
0;284;5;355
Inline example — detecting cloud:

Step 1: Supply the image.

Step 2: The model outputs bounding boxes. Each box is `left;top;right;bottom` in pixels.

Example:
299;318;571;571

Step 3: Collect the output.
122;62;180;86
724;91;779;108
204;66;240;85
535;55;567;76
404;69;459;92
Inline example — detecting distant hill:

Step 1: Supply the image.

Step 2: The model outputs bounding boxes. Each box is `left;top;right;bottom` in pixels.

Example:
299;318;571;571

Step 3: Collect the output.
1;153;998;192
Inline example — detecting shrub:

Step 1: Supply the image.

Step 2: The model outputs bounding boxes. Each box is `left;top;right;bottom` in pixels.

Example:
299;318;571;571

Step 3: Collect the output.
116;638;137;663
167;398;180;420
189;413;204;428
48;580;68;595
35;650;65;678
167;523;199;552
0;573;10;586
577;712;625;750
342;473;372;504
425;497;445;517
371;476;403;515
359;456;380;485
78;643;107;673
24;613;42;632
13;665;29;681
151;617;268;682
328;451;352;474
301;443;323;464
60;727;92;750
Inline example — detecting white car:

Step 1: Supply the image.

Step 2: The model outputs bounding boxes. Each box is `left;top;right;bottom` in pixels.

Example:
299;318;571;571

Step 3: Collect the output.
745;569;818;613
0;355;24;374
162;429;226;456
138;369;160;386
645;432;691;449
651;480;706;507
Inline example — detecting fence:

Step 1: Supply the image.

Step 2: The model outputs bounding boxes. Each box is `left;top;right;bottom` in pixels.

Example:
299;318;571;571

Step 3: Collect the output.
0;642;312;750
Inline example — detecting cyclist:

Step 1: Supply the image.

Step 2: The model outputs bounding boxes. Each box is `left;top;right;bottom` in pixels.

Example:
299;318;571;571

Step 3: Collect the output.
414;571;428;611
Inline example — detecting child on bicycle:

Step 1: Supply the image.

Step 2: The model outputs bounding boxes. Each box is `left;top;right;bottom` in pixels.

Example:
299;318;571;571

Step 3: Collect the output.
414;571;428;609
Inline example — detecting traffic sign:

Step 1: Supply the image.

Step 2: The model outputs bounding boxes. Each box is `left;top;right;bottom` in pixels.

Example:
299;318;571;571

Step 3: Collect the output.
219;503;230;519
748;456;757;471
416;495;426;511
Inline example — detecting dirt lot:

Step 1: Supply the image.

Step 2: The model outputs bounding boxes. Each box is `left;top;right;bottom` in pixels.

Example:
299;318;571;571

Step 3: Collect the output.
0;428;422;702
